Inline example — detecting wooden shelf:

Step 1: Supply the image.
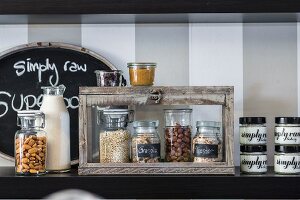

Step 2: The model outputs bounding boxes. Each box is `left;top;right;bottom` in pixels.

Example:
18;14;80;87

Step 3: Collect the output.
0;167;299;199
1;0;300;23
1;0;300;14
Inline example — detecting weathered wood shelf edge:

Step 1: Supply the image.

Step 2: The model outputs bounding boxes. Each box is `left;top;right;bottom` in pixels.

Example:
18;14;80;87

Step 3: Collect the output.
79;86;234;175
0;167;299;199
78;163;235;175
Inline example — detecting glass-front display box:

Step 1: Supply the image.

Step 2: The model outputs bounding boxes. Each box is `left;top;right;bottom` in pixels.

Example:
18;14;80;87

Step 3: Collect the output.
78;86;234;175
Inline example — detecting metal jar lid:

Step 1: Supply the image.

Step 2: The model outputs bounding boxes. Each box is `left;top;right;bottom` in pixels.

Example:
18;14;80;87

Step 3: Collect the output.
94;70;123;75
127;62;157;69
133;120;158;128
101;109;134;128
240;145;267;153
275;145;300;153
17;110;45;119
275;117;300;124
196;121;220;128
164;108;192;113
239;117;266;124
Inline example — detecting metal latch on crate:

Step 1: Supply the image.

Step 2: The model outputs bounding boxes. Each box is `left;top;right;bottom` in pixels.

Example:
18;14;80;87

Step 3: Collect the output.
149;89;163;104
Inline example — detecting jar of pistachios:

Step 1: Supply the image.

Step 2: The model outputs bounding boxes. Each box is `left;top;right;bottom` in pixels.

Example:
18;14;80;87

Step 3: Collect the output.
131;120;161;163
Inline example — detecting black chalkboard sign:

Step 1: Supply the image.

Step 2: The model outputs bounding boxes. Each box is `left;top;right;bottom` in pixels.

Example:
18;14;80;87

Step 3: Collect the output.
194;144;218;158
137;144;160;158
0;42;116;164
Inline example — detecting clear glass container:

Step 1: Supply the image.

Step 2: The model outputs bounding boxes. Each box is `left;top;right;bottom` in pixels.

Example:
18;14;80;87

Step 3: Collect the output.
240;145;267;174
40;85;70;173
128;63;156;86
274;145;300;175
99;109;134;163
274;117;300;145
239;117;267;145
193;121;223;163
164;109;192;162
15;110;47;175
131;120;161;163
94;70;126;87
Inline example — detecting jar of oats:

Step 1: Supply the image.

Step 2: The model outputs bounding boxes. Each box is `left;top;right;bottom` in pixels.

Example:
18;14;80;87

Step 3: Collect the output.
192;121;223;163
15;110;47;175
131;120;161;163
99;109;133;163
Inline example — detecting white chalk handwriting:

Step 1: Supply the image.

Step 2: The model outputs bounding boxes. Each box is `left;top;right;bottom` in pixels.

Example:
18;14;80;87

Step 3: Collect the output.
0;91;79;118
13;58;87;86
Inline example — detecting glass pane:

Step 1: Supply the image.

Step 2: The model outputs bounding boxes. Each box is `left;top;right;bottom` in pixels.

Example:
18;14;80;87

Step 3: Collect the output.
86;104;225;163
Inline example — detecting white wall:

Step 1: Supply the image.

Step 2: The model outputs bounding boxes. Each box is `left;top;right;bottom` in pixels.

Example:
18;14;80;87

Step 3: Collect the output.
189;23;243;165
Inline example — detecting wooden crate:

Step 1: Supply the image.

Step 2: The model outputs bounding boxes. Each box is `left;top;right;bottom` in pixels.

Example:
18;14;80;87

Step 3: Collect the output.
78;86;234;175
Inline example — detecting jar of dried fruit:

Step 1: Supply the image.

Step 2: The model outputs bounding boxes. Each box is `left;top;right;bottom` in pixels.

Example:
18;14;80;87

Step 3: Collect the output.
164;109;192;162
131;120;161;163
192;121;223;163
15;110;47;175
99;109;134;163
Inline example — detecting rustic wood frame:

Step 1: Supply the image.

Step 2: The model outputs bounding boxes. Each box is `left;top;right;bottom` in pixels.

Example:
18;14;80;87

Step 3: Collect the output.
78;86;234;175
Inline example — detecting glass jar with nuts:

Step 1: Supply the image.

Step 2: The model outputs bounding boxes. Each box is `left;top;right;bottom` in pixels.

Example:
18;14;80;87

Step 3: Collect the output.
131;120;161;163
99;109;134;163
164;109;192;162
15;110;47;175
192;121;223;163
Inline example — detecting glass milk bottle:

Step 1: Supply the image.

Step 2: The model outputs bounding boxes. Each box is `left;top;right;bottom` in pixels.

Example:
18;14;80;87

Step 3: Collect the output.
40;85;71;173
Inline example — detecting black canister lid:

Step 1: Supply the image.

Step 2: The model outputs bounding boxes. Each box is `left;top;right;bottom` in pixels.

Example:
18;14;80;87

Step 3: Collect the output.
239;117;266;124
275;117;300;124
275;145;300;153
240;145;267;152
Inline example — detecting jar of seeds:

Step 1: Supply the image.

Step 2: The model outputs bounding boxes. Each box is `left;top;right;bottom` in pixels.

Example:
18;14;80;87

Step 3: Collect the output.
192;121;223;163
131;120;161;163
99;109;133;163
164;109;192;162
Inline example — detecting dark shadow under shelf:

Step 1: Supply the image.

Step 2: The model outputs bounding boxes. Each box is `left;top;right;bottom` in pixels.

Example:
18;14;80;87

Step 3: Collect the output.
0;167;298;199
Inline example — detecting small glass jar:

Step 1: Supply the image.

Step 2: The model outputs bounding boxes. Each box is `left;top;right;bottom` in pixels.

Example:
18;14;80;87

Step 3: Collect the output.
164;109;192;162
240;145;267;174
239;117;267;145
128;63;156;86
99;109;134;163
274;145;300;175
193;121;223;163
15;110;47;175
131;120;161;163
94;70;126;87
275;117;300;145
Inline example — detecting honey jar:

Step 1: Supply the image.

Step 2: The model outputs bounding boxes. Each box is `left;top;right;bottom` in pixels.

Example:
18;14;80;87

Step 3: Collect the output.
127;63;156;86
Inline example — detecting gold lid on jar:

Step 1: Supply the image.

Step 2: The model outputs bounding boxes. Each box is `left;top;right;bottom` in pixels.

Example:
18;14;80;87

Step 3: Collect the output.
127;62;157;69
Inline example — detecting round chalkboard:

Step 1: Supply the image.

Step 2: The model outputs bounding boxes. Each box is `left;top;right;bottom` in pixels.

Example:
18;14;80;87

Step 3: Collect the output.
0;42;116;164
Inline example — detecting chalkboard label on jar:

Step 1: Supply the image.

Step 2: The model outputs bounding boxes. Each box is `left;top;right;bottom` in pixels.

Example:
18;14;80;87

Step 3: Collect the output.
137;144;160;158
194;144;218;158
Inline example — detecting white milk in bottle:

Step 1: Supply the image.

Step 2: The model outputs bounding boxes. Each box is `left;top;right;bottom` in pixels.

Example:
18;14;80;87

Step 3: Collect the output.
40;85;71;172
